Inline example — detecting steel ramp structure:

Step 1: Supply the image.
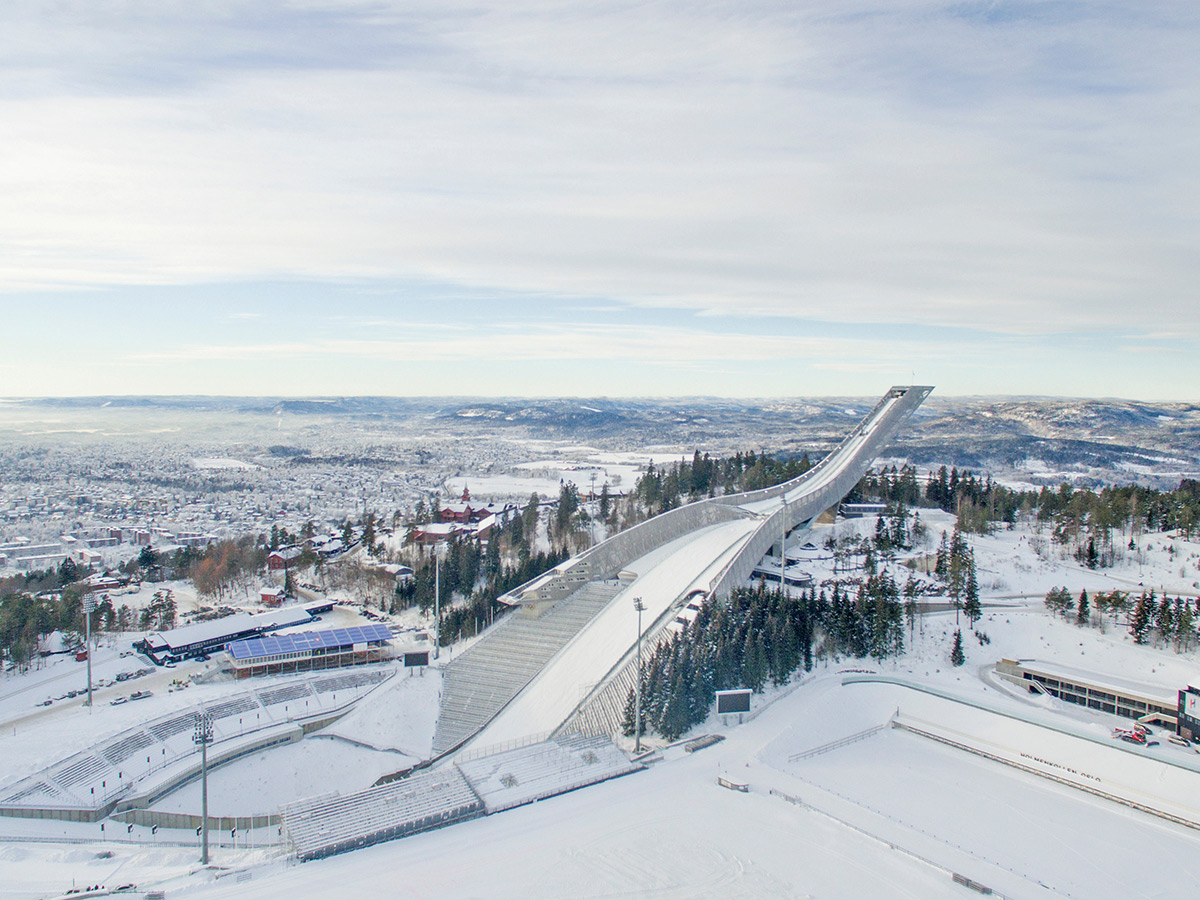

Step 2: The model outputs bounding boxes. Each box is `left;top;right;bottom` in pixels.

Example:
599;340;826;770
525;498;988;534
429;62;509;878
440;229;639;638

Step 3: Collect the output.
429;386;932;756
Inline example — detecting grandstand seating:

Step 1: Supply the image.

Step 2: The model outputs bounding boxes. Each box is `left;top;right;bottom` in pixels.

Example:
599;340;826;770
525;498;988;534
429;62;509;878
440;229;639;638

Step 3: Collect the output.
281;767;485;861
0;669;395;818
456;735;641;813
432;582;623;755
101;731;155;765
205;696;261;720
0;780;62;804
280;734;640;862
257;682;315;706
313;669;389;694
149;713;199;742
51;755;107;787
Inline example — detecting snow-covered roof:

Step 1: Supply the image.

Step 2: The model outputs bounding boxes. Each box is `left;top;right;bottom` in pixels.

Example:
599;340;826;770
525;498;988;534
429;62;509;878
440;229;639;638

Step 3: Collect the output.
1011;658;1177;706
145;604;320;652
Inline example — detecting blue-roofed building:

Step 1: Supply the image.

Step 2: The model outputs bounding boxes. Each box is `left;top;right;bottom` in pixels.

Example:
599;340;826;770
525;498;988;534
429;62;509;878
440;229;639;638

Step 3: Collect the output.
136;602;328;664
226;624;395;679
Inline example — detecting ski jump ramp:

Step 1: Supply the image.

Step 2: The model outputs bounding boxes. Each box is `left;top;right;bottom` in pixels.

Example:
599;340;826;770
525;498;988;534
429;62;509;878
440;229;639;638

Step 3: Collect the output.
433;386;932;755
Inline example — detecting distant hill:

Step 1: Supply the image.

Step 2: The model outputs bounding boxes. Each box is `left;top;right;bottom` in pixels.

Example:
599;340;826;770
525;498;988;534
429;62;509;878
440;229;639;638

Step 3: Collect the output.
3;394;1198;487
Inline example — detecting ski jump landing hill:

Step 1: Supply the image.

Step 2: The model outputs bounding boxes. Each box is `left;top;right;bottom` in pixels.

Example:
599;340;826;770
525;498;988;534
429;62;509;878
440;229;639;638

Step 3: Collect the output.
431;386;933;758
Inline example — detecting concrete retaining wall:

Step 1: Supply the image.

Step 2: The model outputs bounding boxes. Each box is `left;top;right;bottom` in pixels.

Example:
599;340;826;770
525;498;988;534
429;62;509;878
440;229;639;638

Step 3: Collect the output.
114;808;279;832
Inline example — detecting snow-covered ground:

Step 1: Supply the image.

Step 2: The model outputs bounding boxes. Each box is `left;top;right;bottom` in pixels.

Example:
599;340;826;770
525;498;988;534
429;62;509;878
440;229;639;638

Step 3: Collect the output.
5;511;1200;898
151;741;411;818
14;649;1195;900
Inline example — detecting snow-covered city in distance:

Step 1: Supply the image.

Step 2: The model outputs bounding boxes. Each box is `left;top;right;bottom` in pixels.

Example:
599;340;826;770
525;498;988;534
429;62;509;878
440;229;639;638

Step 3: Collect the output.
2;390;1200;900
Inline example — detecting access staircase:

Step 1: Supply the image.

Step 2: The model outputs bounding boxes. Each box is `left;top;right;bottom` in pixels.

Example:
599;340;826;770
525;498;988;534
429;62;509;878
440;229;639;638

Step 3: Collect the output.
432;582;622;755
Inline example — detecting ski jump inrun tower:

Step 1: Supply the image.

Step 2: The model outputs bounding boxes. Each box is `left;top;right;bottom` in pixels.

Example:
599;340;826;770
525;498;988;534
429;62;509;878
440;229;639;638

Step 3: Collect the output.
432;385;934;756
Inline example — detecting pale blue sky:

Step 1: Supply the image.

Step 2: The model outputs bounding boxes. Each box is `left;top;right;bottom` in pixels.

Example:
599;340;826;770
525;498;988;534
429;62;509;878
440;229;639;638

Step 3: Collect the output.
1;2;1197;399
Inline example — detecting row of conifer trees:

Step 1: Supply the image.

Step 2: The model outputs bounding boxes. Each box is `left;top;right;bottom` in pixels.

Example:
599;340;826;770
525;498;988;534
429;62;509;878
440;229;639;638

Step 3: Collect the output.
620;576;913;741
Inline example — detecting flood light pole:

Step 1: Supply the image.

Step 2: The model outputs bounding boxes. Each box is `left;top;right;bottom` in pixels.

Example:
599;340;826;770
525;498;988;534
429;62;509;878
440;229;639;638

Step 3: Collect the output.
433;545;442;660
633;596;645;753
193;711;213;864
83;595;96;710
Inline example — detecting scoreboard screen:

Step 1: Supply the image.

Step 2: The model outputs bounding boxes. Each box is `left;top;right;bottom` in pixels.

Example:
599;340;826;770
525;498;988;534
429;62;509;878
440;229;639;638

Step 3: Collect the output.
716;689;751;714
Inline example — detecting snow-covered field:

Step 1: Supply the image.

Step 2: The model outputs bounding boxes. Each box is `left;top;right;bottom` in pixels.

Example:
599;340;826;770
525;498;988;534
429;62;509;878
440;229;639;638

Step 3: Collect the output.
4;511;1200;898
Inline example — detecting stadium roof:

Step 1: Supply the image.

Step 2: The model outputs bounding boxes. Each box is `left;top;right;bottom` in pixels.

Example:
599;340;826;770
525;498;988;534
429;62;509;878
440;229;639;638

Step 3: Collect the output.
145;604;323;652
228;624;394;661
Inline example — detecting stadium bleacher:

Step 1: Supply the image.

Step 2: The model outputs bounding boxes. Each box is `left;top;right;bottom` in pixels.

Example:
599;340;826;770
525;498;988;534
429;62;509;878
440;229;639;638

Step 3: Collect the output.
281;734;641;861
101;731;155;765
457;735;642;813
281;767;485;861
433;581;622;755
0;669;395;818
280;739;643;868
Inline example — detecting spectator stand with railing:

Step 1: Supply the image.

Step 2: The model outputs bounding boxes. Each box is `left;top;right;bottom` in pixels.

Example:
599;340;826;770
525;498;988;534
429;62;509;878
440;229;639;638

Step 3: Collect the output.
0;668;393;824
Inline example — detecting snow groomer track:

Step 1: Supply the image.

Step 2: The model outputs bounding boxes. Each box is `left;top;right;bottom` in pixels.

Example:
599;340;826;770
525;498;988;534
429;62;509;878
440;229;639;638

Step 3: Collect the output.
432;386;933;757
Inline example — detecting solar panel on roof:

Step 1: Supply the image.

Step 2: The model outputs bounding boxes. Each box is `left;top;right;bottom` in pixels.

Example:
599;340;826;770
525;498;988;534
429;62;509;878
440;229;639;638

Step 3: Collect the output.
227;624;393;661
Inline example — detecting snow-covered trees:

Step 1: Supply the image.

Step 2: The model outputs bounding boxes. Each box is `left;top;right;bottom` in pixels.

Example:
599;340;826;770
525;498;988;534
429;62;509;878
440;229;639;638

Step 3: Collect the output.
631;449;813;517
621;579;911;742
137;589;176;631
1125;589;1200;652
1044;586;1073;618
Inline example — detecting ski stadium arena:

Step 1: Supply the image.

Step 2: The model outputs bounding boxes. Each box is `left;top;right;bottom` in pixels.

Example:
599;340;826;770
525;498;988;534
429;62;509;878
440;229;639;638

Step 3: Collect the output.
8;384;1200;900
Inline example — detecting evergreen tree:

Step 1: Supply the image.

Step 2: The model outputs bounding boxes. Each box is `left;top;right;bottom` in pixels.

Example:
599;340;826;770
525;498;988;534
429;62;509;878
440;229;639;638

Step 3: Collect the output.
522;493;541;540
362;514;377;556
950;629;965;667
963;560;981;627
903;576;919;638
660;671;692;740
1177;601;1195;653
1043;586;1067;618
1155;595;1174;646
743;630;767;692
620;686;643;738
1076;589;1090;626
1129;590;1153;645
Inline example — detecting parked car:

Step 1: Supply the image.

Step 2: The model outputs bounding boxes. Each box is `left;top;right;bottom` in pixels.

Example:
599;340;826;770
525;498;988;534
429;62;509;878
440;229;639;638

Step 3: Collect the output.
110;697;128;706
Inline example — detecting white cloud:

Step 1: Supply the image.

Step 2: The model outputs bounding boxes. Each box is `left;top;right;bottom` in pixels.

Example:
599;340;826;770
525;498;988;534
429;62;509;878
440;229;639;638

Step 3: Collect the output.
120;322;951;366
0;2;1197;396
